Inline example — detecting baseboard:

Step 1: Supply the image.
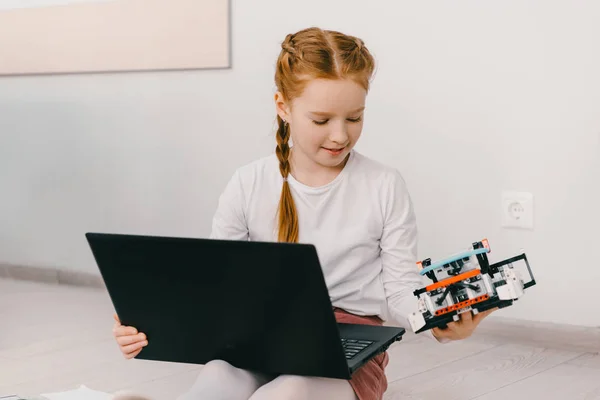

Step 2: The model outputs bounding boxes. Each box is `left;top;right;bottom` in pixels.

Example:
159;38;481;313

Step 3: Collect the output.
0;263;105;289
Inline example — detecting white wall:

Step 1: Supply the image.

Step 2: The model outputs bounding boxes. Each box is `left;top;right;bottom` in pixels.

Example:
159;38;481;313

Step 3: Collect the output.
1;0;598;327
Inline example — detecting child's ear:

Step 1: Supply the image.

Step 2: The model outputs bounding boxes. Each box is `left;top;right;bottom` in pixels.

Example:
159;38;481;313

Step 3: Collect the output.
274;91;290;122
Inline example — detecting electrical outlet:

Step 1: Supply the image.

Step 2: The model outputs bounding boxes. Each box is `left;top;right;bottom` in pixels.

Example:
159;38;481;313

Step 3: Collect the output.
502;191;534;229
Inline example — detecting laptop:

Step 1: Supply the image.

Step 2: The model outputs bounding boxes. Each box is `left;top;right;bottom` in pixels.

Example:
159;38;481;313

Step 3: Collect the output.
85;232;405;380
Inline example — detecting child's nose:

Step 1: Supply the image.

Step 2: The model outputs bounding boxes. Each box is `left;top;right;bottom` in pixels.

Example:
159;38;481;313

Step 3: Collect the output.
329;122;349;144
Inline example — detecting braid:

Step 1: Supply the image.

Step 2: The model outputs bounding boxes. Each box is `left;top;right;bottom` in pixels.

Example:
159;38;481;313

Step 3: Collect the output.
279;33;299;79
353;38;364;52
276;116;291;178
282;33;297;57
275;115;299;243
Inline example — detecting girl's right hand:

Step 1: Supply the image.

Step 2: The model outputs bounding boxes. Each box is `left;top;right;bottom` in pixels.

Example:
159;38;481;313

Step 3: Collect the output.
113;314;148;359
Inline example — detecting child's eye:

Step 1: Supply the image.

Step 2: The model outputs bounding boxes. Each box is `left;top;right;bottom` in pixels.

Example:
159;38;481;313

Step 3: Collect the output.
312;116;362;125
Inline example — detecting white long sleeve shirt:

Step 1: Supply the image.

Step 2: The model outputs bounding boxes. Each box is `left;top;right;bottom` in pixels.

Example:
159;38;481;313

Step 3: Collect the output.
209;149;429;334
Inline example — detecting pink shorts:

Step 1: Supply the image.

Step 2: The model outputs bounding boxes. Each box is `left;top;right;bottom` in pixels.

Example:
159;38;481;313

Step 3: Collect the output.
334;308;390;400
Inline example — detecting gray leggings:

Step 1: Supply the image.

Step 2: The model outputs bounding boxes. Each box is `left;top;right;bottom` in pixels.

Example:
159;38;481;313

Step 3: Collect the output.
176;360;358;400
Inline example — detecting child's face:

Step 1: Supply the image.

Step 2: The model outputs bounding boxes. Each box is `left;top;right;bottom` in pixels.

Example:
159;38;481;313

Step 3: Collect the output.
276;78;367;170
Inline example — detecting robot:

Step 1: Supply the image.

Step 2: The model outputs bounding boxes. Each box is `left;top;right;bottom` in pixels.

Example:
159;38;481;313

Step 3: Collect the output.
408;239;536;334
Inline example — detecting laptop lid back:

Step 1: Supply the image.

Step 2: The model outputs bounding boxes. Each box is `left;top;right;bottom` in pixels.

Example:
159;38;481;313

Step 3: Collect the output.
86;233;351;378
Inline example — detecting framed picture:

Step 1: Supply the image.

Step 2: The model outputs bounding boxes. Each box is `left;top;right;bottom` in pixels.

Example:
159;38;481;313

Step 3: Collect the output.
0;0;231;75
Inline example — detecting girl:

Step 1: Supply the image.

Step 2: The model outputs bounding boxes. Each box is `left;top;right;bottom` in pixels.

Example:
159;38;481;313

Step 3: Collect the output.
113;27;495;400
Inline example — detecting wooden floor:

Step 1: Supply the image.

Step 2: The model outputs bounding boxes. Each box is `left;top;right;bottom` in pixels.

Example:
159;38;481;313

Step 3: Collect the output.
1;278;598;400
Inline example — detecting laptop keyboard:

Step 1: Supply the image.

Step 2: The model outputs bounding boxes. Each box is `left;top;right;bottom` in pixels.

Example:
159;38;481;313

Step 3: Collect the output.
341;338;374;360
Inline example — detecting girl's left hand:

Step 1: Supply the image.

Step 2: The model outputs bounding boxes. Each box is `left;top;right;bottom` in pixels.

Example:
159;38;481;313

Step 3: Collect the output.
432;308;497;342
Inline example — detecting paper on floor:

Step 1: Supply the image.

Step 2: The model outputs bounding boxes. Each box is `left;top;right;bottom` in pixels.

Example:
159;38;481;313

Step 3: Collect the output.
41;385;112;400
